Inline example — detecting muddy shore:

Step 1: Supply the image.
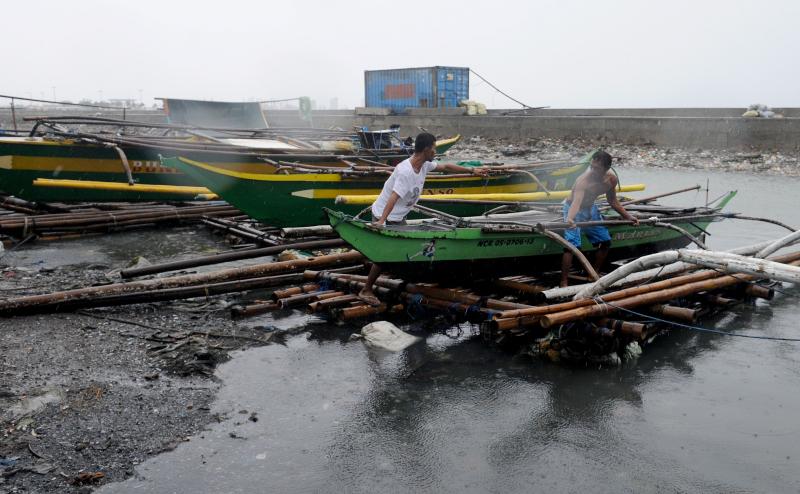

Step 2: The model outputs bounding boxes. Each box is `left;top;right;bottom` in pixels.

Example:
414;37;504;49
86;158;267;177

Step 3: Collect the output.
1;139;798;493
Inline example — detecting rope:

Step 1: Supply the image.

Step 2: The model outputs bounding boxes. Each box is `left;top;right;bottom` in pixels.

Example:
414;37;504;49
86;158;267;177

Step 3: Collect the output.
468;69;536;109
597;299;800;342
406;294;426;320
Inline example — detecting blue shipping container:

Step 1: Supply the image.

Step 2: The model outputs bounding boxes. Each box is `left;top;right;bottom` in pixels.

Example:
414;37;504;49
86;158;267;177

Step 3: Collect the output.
364;66;469;113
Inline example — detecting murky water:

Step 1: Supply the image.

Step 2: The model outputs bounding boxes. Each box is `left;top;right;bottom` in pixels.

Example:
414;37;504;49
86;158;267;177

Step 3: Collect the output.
90;168;800;493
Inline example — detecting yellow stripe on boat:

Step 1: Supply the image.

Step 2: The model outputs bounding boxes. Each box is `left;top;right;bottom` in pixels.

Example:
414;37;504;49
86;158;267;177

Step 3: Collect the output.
436;134;461;148
33;178;217;198
335;184;647;205
292;182;537;199
176;156;515;184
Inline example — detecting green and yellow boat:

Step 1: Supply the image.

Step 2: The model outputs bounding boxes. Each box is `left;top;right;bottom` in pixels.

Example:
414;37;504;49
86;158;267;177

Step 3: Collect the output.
161;152;594;227
325;191;737;280
0;132;461;203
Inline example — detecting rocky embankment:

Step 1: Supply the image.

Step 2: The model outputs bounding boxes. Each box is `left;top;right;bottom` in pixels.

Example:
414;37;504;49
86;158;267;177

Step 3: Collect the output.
448;136;800;176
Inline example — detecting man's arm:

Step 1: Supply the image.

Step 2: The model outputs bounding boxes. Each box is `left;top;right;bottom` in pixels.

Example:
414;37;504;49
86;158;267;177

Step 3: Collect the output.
565;187;585;227
605;178;639;225
375;191;401;225
437;162;489;176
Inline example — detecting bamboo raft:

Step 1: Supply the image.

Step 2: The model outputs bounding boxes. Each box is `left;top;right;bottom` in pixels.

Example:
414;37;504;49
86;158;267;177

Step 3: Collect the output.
2;185;798;365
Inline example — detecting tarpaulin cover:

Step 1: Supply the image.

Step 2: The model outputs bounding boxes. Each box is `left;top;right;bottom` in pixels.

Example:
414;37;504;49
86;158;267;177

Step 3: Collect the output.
162;98;268;131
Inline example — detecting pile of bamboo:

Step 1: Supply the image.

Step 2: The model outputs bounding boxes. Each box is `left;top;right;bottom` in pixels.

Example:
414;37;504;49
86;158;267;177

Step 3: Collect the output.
0;203;242;240
0;250;364;315
232;270;532;322
225;243;800;364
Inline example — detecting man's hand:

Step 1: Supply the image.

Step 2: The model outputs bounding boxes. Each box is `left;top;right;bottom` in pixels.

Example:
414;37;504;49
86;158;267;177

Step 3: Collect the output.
372;218;386;227
628;215;640;226
471;167;490;177
566;218;576;228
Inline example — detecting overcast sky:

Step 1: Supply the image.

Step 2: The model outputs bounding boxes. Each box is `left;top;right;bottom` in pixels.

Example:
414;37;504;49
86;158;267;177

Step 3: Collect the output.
5;0;799;109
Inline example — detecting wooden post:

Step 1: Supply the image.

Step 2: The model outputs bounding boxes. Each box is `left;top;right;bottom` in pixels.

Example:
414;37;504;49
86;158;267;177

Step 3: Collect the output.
10;98;18;131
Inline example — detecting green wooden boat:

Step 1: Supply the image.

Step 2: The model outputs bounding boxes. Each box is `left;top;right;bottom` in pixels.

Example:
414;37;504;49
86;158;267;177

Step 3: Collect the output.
325;191;737;280
0;133;460;203
161;152;594;227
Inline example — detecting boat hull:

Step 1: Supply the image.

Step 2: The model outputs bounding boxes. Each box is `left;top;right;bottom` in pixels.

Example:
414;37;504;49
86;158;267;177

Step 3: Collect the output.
326;209;723;280
0;135;460;202
163;154;592;227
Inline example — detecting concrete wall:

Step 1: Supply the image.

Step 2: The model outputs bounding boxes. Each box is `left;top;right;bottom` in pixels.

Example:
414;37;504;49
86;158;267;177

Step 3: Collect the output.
264;110;800;151
3;107;798;151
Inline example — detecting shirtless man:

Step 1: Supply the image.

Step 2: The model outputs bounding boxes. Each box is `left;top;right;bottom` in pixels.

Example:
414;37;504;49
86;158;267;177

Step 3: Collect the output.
560;150;639;287
358;132;488;305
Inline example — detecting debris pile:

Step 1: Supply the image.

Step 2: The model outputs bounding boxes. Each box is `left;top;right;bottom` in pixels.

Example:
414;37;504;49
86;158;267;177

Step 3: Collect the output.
452;136;800;176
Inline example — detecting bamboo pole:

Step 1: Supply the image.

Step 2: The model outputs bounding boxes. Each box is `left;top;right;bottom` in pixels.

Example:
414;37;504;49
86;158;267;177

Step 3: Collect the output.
573;244;800;300
272;284;320;300
744;284;774;300
0;250;364;315
334;303;404;321
6;272;307;315
278;290;341;309
120;238;346;279
540;260;800;328
492;251;800;330
231;301;280;318
280;225;335;238
597;318;645;339
307;294;359;313
755;230;800;258
536;227;599;281
541;239;800;301
675;250;800;284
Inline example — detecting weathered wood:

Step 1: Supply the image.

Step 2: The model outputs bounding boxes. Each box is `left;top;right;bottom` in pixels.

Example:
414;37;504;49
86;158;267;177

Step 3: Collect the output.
280;225;335;238
231;301;280;318
676;250;800;284
755;230;800;258
652;221;708;249
540;260;800;328
537;227;599;281
307;294;359;313
4;273;306;315
597;318;645;339
404;284;531;310
649;304;698;323
278;290;341;309
120;238;346;278
0;251;364;315
272;284;320;301
572;240;800;300
494;251;800;330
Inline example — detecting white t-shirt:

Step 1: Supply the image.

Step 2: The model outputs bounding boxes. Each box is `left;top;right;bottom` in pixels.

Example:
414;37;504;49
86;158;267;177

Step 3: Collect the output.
371;158;438;222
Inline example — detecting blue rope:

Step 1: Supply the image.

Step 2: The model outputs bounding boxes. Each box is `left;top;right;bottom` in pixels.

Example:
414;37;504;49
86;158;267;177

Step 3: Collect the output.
406;294;426;320
597;299;800;342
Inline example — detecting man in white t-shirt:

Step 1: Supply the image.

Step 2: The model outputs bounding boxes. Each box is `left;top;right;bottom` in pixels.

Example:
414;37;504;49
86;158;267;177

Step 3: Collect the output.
359;132;488;305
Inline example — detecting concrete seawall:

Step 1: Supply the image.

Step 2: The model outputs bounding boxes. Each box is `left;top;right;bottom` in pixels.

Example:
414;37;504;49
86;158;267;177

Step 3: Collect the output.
2;108;798;151
269;110;800;152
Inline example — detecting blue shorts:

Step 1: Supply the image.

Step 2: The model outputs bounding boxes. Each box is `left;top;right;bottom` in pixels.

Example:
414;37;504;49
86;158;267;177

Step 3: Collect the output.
562;201;611;248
